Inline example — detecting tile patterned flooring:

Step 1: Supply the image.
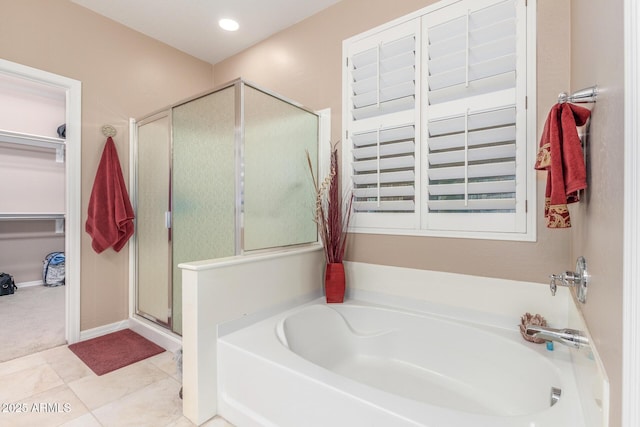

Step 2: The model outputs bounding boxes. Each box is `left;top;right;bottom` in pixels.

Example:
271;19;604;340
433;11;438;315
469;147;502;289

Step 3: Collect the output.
0;345;233;427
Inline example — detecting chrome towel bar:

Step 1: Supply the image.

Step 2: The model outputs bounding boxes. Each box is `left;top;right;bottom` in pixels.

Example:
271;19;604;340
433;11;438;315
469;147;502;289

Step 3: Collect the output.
558;85;598;104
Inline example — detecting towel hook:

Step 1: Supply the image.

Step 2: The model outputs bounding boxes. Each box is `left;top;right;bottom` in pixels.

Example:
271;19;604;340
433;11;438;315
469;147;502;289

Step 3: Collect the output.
101;124;117;138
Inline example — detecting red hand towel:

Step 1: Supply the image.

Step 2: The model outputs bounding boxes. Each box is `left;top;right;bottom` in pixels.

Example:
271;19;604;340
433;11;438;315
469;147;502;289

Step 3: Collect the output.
534;103;591;228
86;137;135;253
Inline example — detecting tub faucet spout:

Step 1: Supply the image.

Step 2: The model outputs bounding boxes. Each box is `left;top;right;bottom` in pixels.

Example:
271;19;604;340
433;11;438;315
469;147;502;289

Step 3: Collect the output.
524;325;589;349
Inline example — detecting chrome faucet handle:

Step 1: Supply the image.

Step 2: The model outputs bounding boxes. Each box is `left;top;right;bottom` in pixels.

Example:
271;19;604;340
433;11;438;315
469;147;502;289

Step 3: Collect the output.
547;257;589;303
549;274;559;296
562;271;576;285
549;272;572;295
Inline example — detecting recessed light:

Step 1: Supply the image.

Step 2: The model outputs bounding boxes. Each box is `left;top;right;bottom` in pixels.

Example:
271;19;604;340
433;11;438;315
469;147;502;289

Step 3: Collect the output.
219;18;239;32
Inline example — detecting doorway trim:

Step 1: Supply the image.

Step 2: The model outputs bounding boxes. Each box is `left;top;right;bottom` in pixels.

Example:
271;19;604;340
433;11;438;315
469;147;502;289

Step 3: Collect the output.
0;59;82;344
623;0;640;426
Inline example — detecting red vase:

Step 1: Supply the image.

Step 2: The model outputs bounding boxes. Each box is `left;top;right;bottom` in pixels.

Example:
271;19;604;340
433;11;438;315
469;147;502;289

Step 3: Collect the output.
325;262;345;303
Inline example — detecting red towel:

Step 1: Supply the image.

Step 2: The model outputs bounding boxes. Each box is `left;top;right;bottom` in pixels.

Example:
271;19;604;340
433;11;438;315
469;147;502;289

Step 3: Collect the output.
86;137;135;253
534;103;591;228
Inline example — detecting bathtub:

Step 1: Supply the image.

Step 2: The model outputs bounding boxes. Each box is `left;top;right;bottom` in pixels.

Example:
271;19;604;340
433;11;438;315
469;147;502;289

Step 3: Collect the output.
217;300;586;427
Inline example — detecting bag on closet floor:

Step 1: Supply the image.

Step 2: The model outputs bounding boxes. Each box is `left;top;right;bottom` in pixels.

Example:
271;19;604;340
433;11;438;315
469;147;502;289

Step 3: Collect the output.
43;252;65;286
0;273;16;296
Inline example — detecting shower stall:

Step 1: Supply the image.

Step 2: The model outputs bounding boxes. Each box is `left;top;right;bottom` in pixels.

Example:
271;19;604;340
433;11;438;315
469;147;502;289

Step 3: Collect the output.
133;79;320;335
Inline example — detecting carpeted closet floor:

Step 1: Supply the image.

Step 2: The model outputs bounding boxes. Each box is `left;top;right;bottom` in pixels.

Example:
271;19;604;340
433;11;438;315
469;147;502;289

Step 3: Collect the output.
0;285;65;362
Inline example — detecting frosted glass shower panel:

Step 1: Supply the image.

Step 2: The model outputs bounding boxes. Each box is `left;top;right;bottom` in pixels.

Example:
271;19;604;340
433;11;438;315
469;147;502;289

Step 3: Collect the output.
243;85;319;251
172;87;237;334
136;114;171;325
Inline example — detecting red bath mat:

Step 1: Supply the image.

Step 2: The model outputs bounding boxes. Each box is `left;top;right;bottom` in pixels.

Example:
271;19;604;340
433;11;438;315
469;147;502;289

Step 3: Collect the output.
68;329;165;376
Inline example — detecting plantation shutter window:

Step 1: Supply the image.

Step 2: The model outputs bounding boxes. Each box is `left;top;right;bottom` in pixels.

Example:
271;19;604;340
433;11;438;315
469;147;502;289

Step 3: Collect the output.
423;0;527;233
344;19;420;230
343;0;535;240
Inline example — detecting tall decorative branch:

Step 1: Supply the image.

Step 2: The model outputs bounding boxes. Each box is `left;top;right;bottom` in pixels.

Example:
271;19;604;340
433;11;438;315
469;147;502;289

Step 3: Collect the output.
306;144;353;264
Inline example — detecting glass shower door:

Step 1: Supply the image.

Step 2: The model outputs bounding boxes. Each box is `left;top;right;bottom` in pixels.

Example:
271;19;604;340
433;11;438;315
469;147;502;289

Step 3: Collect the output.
136;112;171;326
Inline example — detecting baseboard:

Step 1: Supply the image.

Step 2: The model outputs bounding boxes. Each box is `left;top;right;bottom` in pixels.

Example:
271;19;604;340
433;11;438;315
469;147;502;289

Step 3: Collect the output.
16;280;44;288
129;315;182;354
78;317;182;354
79;320;129;341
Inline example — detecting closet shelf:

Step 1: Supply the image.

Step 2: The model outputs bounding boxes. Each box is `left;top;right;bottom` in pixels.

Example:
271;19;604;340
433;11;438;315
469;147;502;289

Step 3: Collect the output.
0;213;65;221
0;129;65;150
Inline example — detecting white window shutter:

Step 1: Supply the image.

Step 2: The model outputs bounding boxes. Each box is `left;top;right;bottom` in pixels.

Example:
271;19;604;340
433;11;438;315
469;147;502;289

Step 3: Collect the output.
344;19;420;230
351;124;416;213
350;35;416;121
423;0;528;233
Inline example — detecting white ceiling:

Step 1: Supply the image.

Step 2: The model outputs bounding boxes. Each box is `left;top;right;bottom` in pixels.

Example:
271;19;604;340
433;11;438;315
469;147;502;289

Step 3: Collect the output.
71;0;342;64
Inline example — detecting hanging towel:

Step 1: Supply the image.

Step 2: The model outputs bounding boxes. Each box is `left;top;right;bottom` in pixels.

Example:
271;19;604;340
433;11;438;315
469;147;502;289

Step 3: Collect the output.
86;137;135;253
534;103;591;228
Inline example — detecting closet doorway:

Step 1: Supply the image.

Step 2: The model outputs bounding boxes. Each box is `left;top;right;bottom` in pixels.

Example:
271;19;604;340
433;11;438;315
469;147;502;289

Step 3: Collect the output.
0;59;81;361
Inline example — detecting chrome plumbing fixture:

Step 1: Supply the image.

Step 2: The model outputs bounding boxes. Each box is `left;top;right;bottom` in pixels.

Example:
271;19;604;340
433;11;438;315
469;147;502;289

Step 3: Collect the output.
557;85;598;104
549;256;589;303
550;387;562;407
525;325;589;349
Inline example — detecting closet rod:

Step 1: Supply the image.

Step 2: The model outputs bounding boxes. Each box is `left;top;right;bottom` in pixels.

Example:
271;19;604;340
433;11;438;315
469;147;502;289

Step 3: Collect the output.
0;129;65;150
0;232;64;240
0;213;65;221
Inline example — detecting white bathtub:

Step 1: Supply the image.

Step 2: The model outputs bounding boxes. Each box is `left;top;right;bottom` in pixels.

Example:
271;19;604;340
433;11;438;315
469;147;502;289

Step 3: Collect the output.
217;300;586;427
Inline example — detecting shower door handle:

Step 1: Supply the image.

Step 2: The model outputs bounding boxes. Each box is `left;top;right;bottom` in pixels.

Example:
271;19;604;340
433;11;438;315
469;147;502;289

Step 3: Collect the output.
165;211;172;242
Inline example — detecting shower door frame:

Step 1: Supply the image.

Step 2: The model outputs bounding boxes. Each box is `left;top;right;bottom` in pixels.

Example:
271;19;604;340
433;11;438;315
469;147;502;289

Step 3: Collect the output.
131;110;174;329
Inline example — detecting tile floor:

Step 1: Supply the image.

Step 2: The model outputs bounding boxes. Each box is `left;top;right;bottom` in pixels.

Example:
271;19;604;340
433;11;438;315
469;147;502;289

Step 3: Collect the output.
0;345;234;427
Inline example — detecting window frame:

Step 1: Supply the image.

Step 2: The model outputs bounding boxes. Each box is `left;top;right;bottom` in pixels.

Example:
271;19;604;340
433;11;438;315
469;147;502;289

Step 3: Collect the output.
342;0;537;242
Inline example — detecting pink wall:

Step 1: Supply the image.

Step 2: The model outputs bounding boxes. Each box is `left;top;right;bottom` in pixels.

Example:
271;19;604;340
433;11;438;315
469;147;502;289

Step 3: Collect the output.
0;145;65;214
0;74;65;137
0;221;64;283
570;0;625;424
0;143;65;282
